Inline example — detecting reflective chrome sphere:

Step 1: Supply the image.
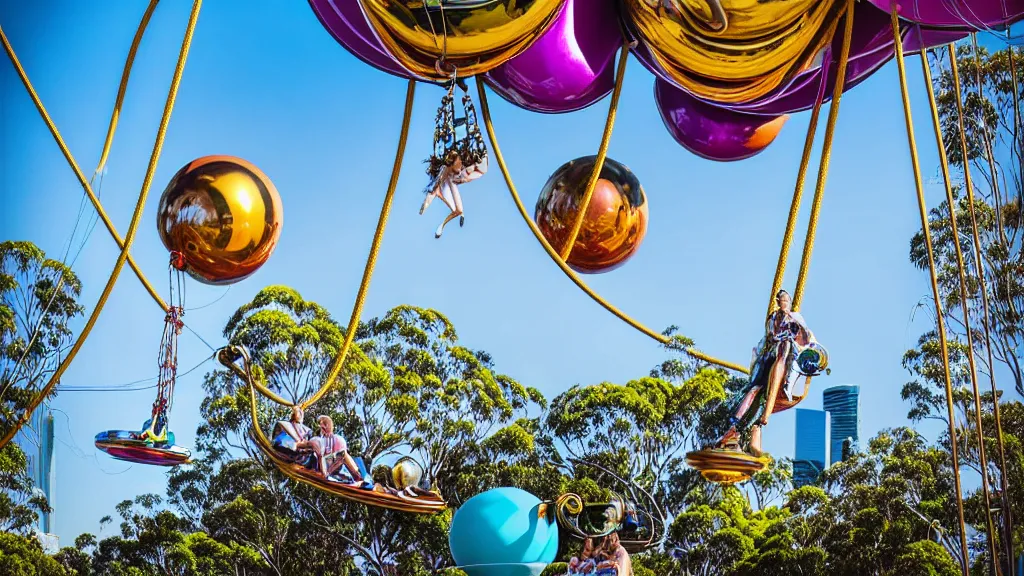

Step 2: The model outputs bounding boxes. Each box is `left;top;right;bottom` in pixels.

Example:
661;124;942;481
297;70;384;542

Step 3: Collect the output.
392;456;424;490
623;0;845;103
358;0;566;80
535;156;648;274
157;156;283;285
797;343;829;376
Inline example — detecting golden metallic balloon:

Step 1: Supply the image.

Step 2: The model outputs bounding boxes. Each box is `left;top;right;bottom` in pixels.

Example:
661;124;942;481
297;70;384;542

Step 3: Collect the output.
358;0;565;81
157;155;283;285
535;156;648;274
392;456;424;490
624;0;847;103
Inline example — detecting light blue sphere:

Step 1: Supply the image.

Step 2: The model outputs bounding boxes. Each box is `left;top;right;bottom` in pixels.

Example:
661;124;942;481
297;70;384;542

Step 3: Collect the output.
449;487;559;567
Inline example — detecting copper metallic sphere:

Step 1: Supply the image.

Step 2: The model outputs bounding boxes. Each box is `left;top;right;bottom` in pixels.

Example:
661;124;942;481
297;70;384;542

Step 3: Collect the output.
157;156;283;285
535;156;648;274
392;456;424;490
358;0;566;81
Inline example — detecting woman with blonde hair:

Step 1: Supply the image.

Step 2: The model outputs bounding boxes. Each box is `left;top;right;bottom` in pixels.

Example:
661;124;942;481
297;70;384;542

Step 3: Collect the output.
592;532;632;576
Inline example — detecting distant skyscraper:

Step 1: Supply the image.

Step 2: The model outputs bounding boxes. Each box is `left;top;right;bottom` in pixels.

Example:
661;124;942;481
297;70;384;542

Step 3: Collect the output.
14;403;56;550
793;408;829;488
823;385;860;465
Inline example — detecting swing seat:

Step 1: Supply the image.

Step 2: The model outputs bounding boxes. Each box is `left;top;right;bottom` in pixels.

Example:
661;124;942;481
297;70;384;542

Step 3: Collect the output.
255;435;447;514
95;429;192;466
685;447;769;484
771;375;813;414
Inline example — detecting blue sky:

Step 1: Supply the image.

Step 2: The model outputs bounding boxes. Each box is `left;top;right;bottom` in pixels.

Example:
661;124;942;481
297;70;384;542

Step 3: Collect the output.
1;1;1010;546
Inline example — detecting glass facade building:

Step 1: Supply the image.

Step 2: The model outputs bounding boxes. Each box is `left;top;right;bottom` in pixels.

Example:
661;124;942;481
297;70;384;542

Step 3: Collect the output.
14;404;56;550
823;385;860;465
793;408;829;488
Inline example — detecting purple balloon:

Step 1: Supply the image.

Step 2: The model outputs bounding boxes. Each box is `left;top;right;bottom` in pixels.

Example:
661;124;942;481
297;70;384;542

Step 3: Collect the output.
308;0;414;79
655;78;789;162
867;0;1023;29
483;0;622;113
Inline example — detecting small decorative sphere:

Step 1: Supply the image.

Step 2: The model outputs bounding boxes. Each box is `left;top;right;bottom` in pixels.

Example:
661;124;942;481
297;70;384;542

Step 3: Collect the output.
449;487;559;567
357;0;565;81
157;155;283;285
535;156;648;274
797;343;829;376
391;456;423;490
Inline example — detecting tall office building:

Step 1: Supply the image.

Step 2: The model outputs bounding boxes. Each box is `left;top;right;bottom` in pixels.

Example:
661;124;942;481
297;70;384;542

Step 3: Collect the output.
13;404;57;552
823;385;860;465
793;408;829;488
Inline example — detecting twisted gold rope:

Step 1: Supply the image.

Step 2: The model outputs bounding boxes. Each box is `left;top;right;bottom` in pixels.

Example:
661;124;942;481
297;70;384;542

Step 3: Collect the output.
920;44;1000;576
890;6;969;574
559;42;629;261
0;0;203;450
948;42;1015;572
1;5;169;313
475;76;748;374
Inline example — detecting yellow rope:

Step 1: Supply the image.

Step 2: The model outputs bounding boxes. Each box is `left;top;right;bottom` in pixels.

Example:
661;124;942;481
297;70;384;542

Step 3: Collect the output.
920;46;1000;574
299;79;416;410
890;7;969;574
0;0;202;450
559;42;629;261
0;20;168;313
96;0;161;176
791;0;855;312
948;42;1015;570
475;77;748;374
766;93;823;316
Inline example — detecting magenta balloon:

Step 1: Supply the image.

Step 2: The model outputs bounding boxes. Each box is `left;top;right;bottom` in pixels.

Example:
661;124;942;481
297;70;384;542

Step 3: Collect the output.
308;0;414;79
655;79;789;162
867;0;1023;29
483;0;622;113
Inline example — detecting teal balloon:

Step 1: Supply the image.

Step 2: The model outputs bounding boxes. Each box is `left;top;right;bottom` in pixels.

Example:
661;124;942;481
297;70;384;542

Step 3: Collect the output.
449;487;559;567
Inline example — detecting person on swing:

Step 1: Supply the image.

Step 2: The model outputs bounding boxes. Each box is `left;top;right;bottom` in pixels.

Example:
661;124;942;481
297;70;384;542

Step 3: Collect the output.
717;289;816;456
296;415;371;488
420;148;487;238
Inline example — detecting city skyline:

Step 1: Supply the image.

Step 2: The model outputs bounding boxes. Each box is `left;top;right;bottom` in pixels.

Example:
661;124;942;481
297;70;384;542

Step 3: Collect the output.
793;408;829;489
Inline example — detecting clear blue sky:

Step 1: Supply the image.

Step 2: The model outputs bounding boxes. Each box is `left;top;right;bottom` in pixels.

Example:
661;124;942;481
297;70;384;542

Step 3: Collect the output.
0;1;1000;546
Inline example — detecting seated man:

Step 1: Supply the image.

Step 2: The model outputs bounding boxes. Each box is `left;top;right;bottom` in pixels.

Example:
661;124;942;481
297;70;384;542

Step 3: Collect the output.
296;415;372;488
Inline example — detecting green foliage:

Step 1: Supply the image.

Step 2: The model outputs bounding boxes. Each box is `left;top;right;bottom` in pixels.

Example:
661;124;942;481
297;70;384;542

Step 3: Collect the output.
0;532;69;576
0;442;50;534
0;240;84;442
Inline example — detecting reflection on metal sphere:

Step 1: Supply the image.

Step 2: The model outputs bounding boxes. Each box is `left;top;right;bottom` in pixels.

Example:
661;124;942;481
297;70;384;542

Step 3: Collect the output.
156;155;283;285
392;456;424;490
535;156;648;274
357;0;565;80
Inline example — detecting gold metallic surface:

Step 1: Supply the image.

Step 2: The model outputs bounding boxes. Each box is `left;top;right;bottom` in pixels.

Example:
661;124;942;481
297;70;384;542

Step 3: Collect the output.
685;448;769;484
535;156;648;274
624;0;847;102
157;155;283;285
392;456;424;490
358;0;565;80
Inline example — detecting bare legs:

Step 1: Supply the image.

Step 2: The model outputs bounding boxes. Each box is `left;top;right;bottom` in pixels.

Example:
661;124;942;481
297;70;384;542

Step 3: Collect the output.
422;178;464;238
760;341;791;425
434;179;463;238
307;441;363;481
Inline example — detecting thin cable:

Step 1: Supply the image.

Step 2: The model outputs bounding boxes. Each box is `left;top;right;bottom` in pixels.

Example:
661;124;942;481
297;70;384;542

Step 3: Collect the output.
559;42;629;261
766;47;830;316
475;76;748;374
921;43;1001;575
949;42;1015;575
791;0;855;312
0;24;168;313
58;352;212;392
299;79;416;410
0;0;203;450
891;7;970;574
185;286;231;311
